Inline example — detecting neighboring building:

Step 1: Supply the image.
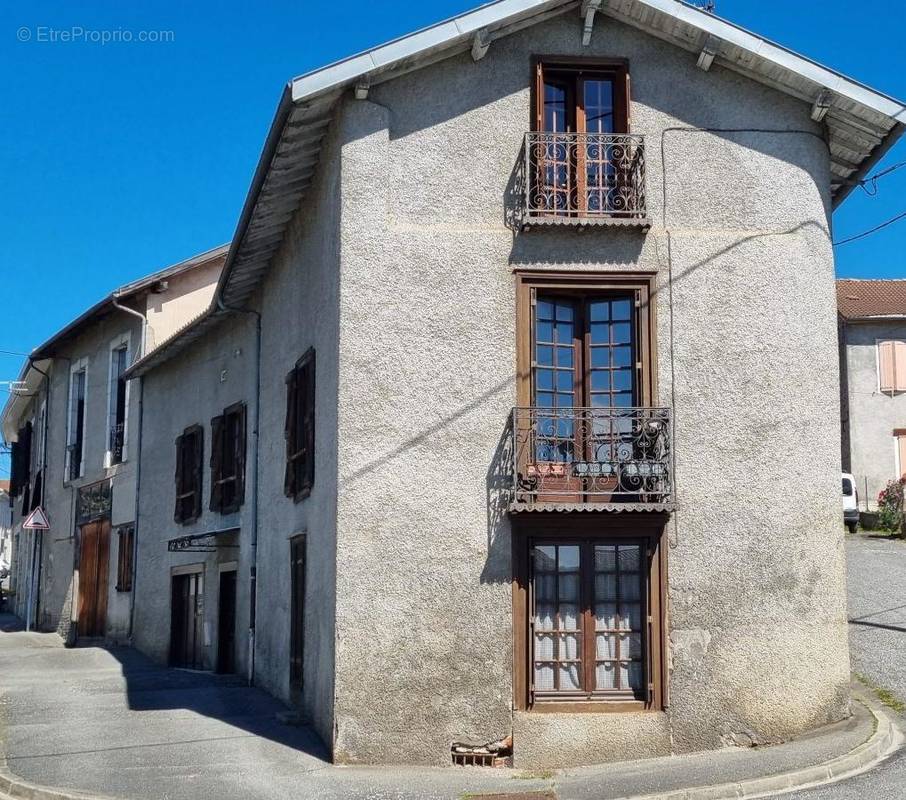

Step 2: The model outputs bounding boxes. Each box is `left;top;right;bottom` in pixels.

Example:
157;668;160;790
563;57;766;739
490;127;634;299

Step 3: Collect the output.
0;481;11;598
1;246;226;640
121;0;904;769
838;279;906;508
129;312;257;677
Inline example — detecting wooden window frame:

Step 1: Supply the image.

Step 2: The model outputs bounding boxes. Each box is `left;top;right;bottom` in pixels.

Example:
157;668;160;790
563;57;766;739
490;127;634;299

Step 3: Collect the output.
512;513;668;713
66;359;88;482
532;57;631;135
516;271;657;410
210;402;247;515
284;348;316;503
115;524;135;592
174;424;204;525
530;57;631;218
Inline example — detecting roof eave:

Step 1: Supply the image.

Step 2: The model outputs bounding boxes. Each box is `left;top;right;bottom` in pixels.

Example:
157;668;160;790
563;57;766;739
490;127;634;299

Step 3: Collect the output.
832;121;906;209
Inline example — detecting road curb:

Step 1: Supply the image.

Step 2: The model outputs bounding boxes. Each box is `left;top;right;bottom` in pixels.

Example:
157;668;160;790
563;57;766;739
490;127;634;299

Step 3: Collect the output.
611;687;902;800
0;688;900;800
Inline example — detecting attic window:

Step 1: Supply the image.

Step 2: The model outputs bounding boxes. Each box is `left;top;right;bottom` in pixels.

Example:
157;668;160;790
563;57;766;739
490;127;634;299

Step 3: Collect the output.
525;59;645;223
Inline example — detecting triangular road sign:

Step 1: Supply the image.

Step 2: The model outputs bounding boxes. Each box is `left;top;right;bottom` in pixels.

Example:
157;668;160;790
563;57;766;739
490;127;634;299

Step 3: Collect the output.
23;507;50;530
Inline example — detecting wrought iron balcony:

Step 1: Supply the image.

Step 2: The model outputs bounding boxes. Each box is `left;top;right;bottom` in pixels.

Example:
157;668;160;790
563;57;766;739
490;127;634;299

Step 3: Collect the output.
109;423;125;464
522;132;647;225
510;406;672;510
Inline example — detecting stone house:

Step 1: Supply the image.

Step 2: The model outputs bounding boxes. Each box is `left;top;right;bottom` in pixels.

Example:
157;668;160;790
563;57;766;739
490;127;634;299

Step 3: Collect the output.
838;279;906;509
5;0;902;770
1;247;225;639
0;481;11;594
122;0;905;768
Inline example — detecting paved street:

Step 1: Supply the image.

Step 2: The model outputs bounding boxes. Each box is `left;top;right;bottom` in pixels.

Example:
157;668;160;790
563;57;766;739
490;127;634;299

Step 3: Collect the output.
787;533;906;799
0;533;904;800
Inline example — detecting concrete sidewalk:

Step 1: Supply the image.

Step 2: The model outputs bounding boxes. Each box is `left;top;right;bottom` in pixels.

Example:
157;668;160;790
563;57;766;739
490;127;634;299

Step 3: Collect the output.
0;615;900;800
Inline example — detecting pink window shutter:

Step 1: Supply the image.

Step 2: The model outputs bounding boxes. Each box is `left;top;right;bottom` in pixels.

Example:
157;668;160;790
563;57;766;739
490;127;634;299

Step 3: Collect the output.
898;435;906;478
879;341;896;393
895;342;906;392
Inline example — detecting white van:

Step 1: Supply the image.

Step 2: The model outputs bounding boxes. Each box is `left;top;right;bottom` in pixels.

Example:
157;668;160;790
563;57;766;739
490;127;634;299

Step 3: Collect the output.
842;472;859;533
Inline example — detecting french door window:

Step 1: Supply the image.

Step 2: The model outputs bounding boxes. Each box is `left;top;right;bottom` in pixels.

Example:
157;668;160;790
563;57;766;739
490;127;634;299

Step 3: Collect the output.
532;60;633;217
531;539;648;702
533;293;636;467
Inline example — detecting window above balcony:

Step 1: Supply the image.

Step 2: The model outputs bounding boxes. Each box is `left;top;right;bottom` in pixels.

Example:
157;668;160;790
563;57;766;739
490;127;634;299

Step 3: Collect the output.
510;272;671;513
522;59;648;228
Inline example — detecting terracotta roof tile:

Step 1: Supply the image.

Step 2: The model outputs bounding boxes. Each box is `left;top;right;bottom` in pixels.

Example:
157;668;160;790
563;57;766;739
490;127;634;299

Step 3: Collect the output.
837;280;906;320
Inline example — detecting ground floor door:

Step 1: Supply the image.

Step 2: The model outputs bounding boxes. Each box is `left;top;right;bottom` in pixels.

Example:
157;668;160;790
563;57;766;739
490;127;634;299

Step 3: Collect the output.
170;570;204;669
217;569;237;674
289;536;306;701
78;520;111;638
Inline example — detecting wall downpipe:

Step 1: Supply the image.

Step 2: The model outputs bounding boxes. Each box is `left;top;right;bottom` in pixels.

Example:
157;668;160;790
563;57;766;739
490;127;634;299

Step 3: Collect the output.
217;296;261;687
112;296;147;642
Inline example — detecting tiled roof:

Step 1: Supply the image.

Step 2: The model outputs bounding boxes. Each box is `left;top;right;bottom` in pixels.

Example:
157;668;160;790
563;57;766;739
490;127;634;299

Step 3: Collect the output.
837;279;906;319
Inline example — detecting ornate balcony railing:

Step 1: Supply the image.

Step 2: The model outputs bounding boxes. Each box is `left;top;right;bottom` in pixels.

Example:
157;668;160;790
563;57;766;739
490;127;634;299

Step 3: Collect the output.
523;132;647;223
510;406;672;509
109;422;125;464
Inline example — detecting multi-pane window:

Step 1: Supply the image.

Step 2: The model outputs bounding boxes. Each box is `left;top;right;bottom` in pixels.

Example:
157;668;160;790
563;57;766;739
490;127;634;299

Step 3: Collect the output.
210;403;246;514
532;61;633;218
174;425;203;524
108;343;129;464
67;365;87;480
535;295;635;410
533;295;636;465
116;525;135;592
530;539;648;703
284;349;315;502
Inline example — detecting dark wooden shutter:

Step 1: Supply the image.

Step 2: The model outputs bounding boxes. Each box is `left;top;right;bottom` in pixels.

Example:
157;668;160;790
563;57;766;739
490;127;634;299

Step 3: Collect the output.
302;353;316;494
210;414;224;512
235;404;247;506
284;368;298;497
174;433;185;523
191;427;204;522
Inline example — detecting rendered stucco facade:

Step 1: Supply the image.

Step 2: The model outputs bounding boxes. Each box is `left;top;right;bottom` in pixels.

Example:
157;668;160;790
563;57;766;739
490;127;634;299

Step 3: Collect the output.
840;320;906;507
320;12;848;766
8;311;144;641
2;252;223;645
5;4;858;772
132;315;256;675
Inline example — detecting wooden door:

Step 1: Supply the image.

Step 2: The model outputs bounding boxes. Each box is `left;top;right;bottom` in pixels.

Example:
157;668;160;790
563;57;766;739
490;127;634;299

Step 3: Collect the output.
78;520;111;638
217;570;237;674
170;571;204;669
289;536;306;701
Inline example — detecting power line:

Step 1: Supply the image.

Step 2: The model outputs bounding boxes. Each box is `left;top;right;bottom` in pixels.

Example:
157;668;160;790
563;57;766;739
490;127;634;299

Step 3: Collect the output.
833;210;906;247
860;161;906;196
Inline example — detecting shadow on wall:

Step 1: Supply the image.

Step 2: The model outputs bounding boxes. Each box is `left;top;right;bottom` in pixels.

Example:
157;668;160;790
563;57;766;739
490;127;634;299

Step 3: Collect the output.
483;412;514;585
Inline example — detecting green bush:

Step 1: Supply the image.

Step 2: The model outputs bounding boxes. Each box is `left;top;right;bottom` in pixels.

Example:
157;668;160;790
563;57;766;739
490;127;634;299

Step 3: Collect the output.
877;478;905;533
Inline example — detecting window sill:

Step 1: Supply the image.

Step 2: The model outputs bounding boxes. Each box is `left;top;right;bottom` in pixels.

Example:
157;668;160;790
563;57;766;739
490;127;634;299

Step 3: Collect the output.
529;700;652;714
289;486;312;505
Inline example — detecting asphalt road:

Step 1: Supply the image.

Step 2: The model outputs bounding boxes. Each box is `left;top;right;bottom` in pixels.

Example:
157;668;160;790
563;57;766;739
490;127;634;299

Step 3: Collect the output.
1;533;904;800
786;533;906;799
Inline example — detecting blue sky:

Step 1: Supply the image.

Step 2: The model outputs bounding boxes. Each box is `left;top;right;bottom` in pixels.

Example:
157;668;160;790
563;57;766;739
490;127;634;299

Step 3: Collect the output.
1;0;904;473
